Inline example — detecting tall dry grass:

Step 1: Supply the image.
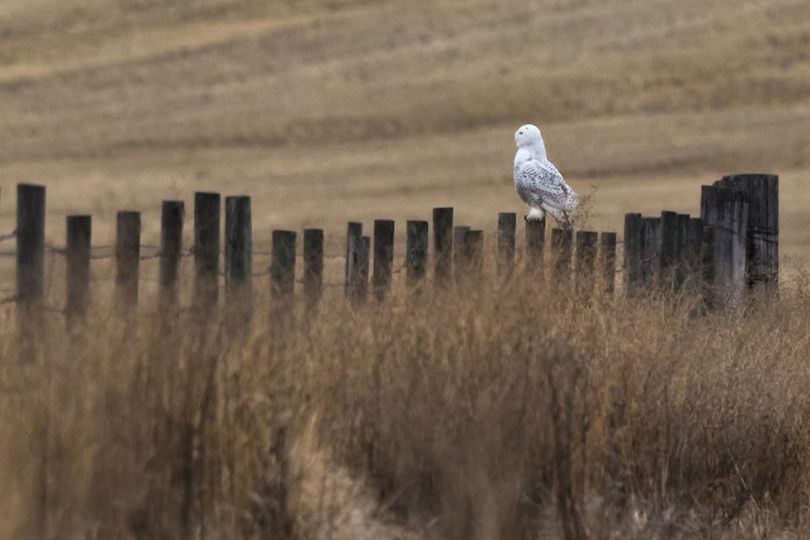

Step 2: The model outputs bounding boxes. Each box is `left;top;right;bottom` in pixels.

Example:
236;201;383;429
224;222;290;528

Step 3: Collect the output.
2;268;810;539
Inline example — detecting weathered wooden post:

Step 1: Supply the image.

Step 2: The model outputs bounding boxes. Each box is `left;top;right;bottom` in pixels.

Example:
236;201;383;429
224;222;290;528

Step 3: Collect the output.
640;217;661;289
718;174;779;295
685;218;704;292
16;184;45;362
497;212;516;277
453;225;470;283
406;220;428;289
159;201;185;309
271;230;296;301
623;213;643;295
674;213;690;291
359;236;370;303
659;211;679;291
525;217;545;272
225;196;252;311
432;207;453;287
66;215;92;321
303;229;324;308
701;226;716;309
575;231;597;295
194;192;221;308
700;185;749;310
345;222;363;300
116;211;141;312
600;232;617;296
373;220;395;301
551;228;573;277
463;230;484;278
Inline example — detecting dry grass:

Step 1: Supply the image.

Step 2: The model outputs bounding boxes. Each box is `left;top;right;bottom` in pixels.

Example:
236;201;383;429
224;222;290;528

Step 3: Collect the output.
2;270;810;538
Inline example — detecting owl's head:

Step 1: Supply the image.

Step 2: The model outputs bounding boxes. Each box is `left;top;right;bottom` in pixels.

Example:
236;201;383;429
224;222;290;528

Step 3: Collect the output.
514;124;543;149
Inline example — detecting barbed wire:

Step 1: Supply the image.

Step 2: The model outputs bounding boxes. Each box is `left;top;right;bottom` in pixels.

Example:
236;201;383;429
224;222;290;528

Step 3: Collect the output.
0;230;16;242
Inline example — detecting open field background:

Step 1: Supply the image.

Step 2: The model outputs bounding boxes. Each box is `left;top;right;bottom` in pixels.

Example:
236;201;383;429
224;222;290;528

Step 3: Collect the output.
1;0;809;270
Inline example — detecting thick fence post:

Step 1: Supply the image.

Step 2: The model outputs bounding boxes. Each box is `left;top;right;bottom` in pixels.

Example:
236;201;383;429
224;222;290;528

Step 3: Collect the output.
225;196;252;310
551;228;573;277
159;201;185;309
600;232;617;296
659;211;679;291
194;192;221;308
575;231;597;295
463;230;484;278
359;236;370;303
685;218;704;291
702;226;716;309
16;184;45;362
453;225;470;283
497;212;516;277
700;185;749;310
345;222;363;300
674;214;690;291
271;230;296;302
303;229;324;308
373;220;395;301
116;211;141;312
623;213;642;295
640;217;661;289
718;174;779;295
66;215;92;321
432;207;453;287
525;217;546;272
406;220;428;289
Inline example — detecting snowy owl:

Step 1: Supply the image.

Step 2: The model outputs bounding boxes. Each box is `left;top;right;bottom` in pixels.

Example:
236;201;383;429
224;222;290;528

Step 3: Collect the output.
513;124;578;228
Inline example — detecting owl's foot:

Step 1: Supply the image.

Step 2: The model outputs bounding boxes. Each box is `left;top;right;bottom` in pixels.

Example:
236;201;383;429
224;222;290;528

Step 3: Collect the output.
524;207;545;222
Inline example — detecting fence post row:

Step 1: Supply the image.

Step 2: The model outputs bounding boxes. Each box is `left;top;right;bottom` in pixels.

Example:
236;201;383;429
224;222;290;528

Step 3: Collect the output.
639;217;661;289
194;192;221;308
373;220;395;301
433;207;453;287
225;196;252;313
406;220;428;289
623;213;642;294
463;230;484;277
16;184;45;363
575;231;597;295
525;217;545;272
66;215;92;320
599;232;616;295
659;211;679;290
551;228;573;277
453;225;470;282
159;201;185;309
345;222;363;301
271;231;296;301
116;211;141;312
303;229;324;308
497;212;516;277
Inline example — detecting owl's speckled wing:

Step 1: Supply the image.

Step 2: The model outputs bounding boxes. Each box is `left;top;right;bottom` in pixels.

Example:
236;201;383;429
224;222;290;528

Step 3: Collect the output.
513;158;574;210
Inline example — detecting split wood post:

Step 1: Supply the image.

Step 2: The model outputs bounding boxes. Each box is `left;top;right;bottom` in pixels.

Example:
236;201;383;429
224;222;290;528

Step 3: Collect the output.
639;217;661;289
193;192;221;309
406;220;428;290
271;230;296;302
66;215;92;322
373;220;395;301
345;222;363;300
551;228;573;278
225;196;252;313
700;185;749;310
497;212;516;278
685;218;704;292
600;232;617;296
674;214;690;291
623;213;643;295
718;174;779;295
701;226;716;310
359;236;370;303
463;230;484;278
453;225;470;283
116;212;141;312
659;211;679;291
525;217;545;273
159;201;185;310
432;207;453;288
303;229;324;309
16;184;46;363
575;231;598;296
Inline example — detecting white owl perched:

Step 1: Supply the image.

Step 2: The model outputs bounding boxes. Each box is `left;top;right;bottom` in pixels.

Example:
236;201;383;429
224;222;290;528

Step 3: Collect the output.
513;124;578;228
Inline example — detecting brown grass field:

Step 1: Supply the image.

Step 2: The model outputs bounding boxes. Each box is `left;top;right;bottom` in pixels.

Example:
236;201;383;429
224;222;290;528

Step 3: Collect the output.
2;0;810;538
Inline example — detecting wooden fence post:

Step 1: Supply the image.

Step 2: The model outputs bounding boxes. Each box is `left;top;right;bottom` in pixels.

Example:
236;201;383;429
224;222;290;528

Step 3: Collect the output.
623;213;642;295
159;201;185;309
225;196;252;309
640;217;661;289
16;184;45;362
194;192;220;308
718;174;779;295
373;220;395;301
551;228;573;277
463;230;484;278
66;215;92;321
303;229;324;308
685;218;704;292
701;226;716;309
575;231;597;295
600;232;617;296
525;217;546;272
497;212;516;277
116;211;141;312
701;185;749;310
360;236;370;302
674;214;690;291
659;211;679;291
453;225;470;283
433;207;453;287
271;230;296;301
406;220;428;289
345;222;363;300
